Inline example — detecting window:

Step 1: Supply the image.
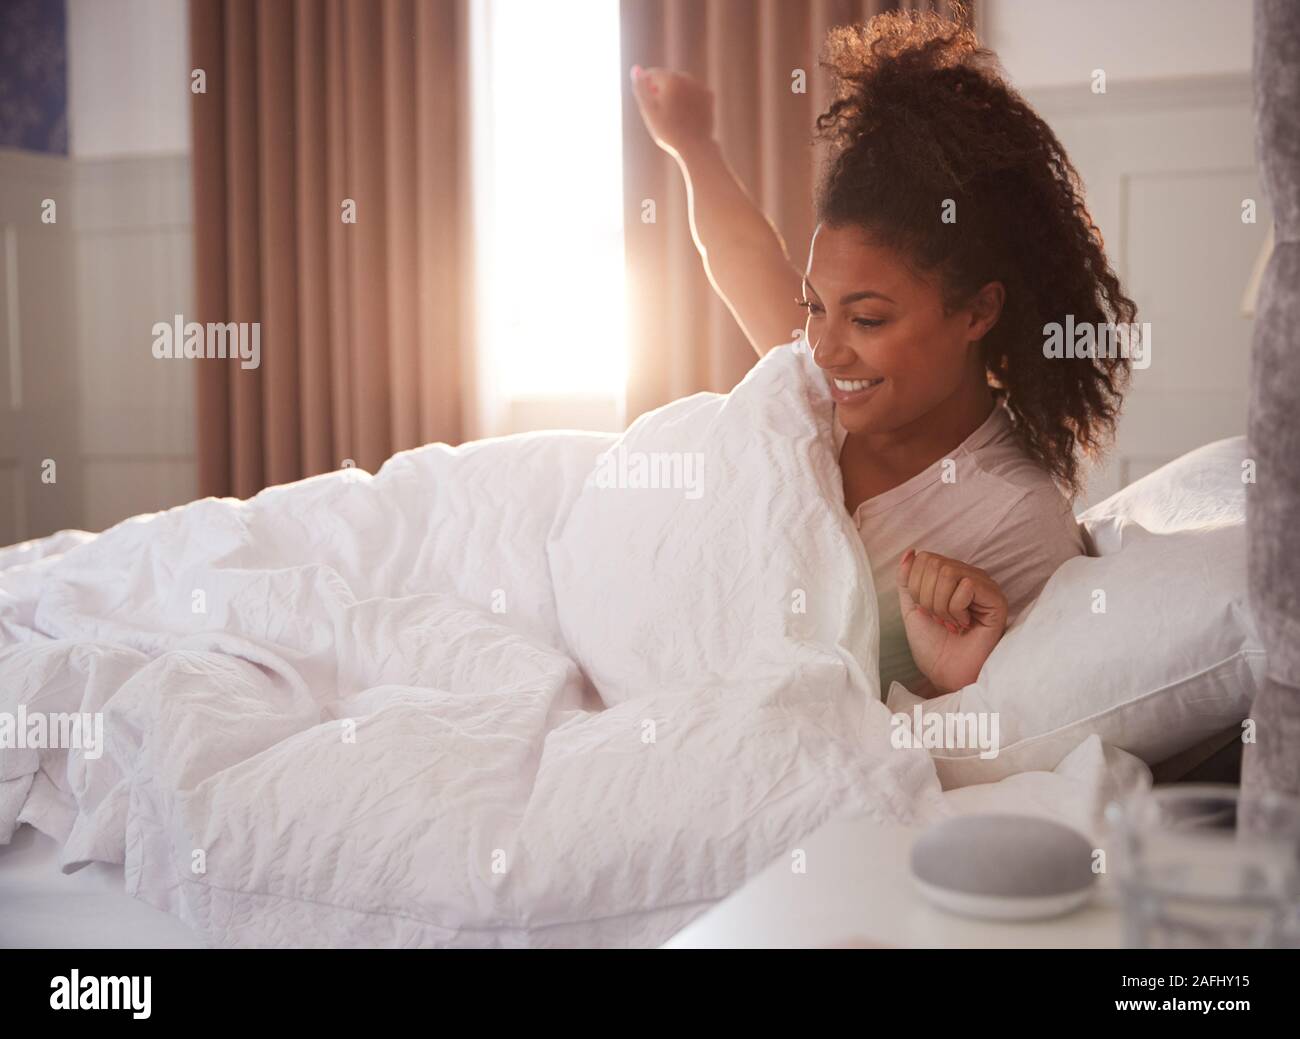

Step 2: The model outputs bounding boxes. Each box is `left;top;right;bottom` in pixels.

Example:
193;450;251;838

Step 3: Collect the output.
471;0;627;433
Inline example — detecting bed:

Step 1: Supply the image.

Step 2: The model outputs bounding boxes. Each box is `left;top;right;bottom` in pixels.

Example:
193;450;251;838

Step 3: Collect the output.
0;341;1263;948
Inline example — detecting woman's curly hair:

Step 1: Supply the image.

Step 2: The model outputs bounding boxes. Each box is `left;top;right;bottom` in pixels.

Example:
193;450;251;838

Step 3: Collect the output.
814;6;1135;495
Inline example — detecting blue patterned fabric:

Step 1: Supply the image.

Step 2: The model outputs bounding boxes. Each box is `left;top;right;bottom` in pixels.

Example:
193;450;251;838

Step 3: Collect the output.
0;0;68;154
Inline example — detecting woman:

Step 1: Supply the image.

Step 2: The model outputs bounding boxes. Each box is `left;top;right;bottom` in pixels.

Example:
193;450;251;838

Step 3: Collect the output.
630;10;1135;698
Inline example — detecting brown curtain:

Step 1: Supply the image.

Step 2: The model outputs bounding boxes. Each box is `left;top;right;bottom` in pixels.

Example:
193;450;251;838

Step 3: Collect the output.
190;0;475;499
619;0;973;422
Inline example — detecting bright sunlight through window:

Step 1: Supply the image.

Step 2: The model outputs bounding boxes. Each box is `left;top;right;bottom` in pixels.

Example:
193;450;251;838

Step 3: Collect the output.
472;0;627;414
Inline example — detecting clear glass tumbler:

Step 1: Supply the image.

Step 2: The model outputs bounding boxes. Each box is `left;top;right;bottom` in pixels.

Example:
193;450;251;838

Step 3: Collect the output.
1105;783;1300;948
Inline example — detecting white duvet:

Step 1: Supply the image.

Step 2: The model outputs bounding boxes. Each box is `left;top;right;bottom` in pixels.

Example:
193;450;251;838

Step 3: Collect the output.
0;344;1139;947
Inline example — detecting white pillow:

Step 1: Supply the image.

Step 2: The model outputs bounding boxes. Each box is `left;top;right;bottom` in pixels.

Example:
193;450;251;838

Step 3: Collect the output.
886;436;1263;788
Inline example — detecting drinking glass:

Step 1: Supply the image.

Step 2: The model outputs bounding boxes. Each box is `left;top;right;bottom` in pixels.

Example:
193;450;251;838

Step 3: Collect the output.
1105;784;1300;948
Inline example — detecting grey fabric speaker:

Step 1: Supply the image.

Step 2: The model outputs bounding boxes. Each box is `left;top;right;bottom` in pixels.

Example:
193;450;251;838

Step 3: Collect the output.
911;815;1097;921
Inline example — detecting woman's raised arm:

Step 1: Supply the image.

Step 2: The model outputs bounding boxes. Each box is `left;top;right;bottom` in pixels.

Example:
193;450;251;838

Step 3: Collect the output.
630;66;805;357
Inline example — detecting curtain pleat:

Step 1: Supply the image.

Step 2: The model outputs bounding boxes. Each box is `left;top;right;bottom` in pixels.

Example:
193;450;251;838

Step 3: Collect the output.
619;0;972;423
224;0;264;497
293;0;332;476
191;0;230;496
191;0;472;497
256;0;300;487
382;0;419;453
323;0;352;468
342;0;390;470
415;0;474;445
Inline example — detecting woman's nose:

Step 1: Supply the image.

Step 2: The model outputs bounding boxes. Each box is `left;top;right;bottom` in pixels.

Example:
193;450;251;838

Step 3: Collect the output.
811;330;853;370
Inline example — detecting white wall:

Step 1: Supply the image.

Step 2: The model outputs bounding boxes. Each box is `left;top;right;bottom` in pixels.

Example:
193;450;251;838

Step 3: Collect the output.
980;1;1264;507
66;0;196;533
1;0;196;539
983;0;1252;90
67;0;190;159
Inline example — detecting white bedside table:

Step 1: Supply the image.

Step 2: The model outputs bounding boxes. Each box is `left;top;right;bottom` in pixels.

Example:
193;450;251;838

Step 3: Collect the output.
662;814;1125;948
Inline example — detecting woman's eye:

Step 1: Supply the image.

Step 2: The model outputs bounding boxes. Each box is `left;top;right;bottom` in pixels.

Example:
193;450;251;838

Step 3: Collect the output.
853;317;885;328
796;297;825;315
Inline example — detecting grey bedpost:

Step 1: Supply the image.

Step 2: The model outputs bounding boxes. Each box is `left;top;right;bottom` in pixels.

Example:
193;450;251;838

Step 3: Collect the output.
1242;0;1300;815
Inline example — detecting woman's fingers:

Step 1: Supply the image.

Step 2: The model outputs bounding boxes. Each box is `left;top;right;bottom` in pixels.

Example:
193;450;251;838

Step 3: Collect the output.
630;66;655;106
635;65;662;95
896;547;915;585
911;552;951;625
932;565;962;626
899;550;986;633
949;576;976;628
629;67;663;126
967;573;1009;629
630;67;715;155
897;549;1009;637
907;551;934;614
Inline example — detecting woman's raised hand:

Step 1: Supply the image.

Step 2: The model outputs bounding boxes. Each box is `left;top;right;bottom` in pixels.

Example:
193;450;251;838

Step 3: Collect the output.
630;66;715;159
627;64;804;358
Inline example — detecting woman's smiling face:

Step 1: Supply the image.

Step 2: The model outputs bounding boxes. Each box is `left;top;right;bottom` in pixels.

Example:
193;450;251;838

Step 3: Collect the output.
800;223;1001;437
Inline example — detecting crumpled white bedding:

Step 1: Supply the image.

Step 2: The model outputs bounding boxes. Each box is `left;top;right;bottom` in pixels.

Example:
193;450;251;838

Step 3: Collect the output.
0;344;1145;947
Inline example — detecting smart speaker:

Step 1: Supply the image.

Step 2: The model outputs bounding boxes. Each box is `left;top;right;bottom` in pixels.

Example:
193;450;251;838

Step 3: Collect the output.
910;814;1098;921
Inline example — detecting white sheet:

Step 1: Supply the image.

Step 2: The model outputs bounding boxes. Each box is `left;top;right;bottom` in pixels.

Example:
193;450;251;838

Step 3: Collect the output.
0;825;202;948
0;344;1146;947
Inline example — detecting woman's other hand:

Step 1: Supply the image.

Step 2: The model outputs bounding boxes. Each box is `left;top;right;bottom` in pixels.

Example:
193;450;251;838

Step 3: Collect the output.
897;549;1009;695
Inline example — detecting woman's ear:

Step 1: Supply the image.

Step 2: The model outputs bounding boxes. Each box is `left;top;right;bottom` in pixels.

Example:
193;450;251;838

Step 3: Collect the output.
968;281;1005;341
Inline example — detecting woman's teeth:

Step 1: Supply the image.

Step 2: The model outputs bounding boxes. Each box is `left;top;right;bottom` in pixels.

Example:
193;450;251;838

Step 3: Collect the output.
834;377;883;392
